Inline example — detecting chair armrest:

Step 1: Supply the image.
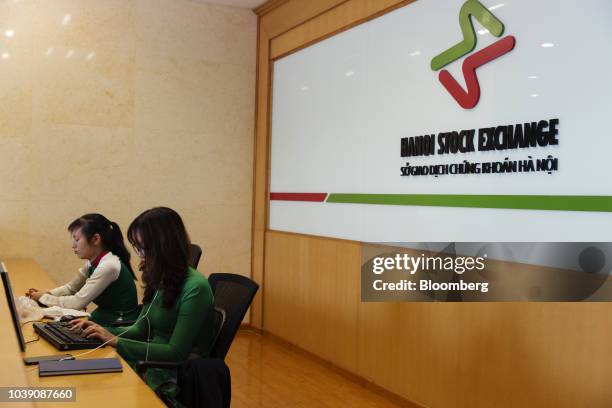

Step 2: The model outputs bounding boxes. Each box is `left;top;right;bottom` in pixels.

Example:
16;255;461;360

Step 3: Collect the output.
110;319;137;327
136;360;180;375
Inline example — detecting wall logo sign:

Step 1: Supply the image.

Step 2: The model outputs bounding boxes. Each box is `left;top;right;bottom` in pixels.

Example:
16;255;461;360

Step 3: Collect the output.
430;0;516;109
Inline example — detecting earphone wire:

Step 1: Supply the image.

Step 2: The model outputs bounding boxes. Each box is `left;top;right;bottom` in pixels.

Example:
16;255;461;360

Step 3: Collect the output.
145;314;151;362
60;290;159;361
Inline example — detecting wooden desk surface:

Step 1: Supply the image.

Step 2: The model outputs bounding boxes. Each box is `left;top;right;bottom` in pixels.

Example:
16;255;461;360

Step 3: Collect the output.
1;259;164;408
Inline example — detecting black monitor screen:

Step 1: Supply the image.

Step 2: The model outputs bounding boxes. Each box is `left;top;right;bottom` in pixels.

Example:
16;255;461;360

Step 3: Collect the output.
1;263;26;352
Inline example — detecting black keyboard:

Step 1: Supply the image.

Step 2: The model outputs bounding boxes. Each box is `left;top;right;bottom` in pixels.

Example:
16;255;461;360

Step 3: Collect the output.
34;321;104;350
46;322;100;343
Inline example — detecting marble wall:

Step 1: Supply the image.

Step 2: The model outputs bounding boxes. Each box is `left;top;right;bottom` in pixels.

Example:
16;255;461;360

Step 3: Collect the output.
0;0;256;289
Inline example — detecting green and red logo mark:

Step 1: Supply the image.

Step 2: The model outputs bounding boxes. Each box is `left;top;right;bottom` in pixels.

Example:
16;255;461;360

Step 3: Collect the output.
431;0;516;109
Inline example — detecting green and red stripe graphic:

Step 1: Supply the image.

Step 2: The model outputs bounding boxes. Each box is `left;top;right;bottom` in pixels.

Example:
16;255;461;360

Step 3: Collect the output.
431;0;515;109
269;193;612;212
269;193;327;202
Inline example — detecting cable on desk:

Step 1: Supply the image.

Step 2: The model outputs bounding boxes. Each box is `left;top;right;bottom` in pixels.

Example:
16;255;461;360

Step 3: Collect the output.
21;320;42;344
21;319;43;327
24;336;39;345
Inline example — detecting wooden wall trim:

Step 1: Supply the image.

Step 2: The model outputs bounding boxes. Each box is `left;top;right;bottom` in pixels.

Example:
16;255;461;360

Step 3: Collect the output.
267;229;362;244
250;16;271;329
260;0;348;39
270;0;414;60
254;0;290;16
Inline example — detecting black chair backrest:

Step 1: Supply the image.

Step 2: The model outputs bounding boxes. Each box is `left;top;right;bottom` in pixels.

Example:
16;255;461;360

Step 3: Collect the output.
207;306;226;355
207;273;259;359
189;244;203;269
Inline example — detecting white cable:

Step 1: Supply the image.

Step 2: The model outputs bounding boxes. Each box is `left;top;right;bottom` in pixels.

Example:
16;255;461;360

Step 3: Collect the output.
145;315;151;362
142;314;152;383
60;290;159;361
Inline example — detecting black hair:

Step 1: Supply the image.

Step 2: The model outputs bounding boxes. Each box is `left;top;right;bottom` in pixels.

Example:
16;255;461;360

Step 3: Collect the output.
68;214;136;279
127;207;191;308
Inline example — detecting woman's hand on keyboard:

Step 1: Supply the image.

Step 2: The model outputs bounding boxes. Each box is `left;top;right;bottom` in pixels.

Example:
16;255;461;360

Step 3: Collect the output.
69;318;89;332
81;322;118;347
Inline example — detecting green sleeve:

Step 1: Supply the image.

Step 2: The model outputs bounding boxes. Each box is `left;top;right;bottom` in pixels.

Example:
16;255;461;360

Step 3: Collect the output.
116;281;212;362
105;307;149;341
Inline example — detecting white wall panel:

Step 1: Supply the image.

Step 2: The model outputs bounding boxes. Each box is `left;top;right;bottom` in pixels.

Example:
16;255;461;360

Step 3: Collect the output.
269;0;612;242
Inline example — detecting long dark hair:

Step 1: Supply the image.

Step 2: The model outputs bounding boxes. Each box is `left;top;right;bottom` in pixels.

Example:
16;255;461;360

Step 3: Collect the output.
127;207;190;308
68;214;136;279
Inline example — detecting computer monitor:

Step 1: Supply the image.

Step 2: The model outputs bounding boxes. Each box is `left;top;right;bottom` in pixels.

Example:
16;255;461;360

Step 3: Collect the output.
1;262;26;352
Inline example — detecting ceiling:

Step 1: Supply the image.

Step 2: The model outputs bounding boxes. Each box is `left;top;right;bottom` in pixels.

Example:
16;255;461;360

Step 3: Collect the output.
191;0;268;9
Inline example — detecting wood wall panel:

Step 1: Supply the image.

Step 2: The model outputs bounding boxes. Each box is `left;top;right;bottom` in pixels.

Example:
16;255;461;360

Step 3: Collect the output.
264;231;360;373
453;303;612;408
357;302;462;407
263;233;612;407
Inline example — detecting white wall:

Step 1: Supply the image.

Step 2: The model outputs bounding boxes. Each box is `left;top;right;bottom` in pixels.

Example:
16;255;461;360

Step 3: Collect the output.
269;0;612;242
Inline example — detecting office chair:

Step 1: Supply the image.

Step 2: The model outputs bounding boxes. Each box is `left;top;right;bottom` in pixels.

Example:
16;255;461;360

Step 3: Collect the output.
206;273;259;359
136;273;259;407
110;243;203;327
136;305;227;407
188;244;202;272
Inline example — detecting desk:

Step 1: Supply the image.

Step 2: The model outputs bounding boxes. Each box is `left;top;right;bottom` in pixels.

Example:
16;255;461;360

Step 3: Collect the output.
0;259;165;407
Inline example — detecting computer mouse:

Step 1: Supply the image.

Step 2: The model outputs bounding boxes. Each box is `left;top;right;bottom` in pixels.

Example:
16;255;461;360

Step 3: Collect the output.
59;315;76;322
